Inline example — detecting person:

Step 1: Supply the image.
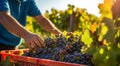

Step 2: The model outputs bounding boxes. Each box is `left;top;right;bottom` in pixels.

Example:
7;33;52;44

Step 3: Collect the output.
111;0;120;20
0;0;62;51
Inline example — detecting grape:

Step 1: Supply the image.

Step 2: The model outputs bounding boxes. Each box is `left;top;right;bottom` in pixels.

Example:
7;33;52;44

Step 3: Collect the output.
22;35;94;66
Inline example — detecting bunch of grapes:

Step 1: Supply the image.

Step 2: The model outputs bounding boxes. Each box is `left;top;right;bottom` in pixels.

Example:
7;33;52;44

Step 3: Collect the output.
22;35;94;66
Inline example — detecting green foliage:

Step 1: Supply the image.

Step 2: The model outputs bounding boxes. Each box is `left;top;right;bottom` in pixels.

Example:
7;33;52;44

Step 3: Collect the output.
0;56;21;66
98;0;113;18
25;4;100;35
81;29;93;47
88;17;120;66
44;4;100;32
101;17;117;43
0;56;11;66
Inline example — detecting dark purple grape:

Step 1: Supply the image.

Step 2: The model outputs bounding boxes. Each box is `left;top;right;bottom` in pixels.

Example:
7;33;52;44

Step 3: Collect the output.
22;35;93;66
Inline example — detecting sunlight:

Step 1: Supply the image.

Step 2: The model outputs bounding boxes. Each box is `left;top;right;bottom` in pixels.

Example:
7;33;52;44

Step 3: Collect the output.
99;48;104;54
35;0;103;17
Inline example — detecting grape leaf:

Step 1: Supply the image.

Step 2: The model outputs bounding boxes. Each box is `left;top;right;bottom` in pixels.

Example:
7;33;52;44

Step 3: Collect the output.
87;44;98;55
81;29;93;47
115;18;120;28
102;17;117;44
104;49;117;66
92;47;108;66
98;0;114;18
102;17;116;29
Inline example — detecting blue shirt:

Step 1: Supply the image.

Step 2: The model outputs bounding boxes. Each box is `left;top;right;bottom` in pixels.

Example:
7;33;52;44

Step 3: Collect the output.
0;0;41;46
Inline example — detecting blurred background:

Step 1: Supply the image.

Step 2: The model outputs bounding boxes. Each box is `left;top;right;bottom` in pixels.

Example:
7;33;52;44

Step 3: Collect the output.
20;0;111;48
35;0;103;17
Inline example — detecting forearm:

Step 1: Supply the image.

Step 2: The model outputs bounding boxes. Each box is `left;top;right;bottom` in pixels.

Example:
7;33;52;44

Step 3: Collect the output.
111;0;120;19
0;11;31;38
34;15;62;34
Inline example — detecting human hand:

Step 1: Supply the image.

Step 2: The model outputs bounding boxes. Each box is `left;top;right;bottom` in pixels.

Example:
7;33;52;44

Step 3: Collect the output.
24;33;45;50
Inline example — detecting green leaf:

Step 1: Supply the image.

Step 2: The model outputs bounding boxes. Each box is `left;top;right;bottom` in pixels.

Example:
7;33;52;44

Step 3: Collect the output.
102;17;117;44
87;44;98;55
98;0;113;18
92;47;108;66
81;29;93;47
98;22;108;41
104;50;117;66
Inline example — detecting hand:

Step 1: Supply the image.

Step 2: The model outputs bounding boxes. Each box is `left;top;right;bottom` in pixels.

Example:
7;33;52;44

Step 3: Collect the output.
23;33;45;50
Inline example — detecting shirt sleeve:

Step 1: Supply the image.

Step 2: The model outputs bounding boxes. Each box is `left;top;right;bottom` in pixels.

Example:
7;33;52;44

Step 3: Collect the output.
28;0;41;17
0;0;9;12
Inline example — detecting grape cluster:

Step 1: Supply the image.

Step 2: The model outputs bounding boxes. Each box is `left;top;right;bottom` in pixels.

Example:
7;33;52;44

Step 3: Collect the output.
22;35;94;66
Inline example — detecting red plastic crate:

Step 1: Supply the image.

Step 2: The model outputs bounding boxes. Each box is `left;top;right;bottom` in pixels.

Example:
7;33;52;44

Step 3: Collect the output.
0;49;87;66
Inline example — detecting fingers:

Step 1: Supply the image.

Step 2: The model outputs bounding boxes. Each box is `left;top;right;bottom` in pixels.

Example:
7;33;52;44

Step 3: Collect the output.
31;37;45;48
25;34;45;50
36;37;45;47
27;43;33;51
33;37;42;48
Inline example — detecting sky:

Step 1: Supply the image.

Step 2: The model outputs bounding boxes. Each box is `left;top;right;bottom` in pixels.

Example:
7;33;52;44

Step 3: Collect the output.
35;0;104;17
